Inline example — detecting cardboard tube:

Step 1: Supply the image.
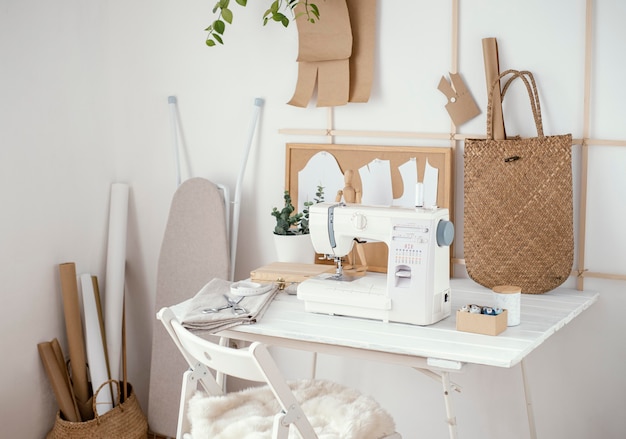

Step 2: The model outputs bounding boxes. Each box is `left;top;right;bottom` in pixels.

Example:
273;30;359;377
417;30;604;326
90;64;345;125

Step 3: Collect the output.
59;262;93;420
482;38;506;140
50;338;80;420
104;183;129;386
38;342;81;422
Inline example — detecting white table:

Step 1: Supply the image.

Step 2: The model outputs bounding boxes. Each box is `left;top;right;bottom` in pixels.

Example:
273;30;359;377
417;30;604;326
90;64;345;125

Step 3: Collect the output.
216;278;598;439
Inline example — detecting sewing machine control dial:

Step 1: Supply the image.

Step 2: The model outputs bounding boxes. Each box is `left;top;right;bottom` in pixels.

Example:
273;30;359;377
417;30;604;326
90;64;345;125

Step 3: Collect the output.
351;212;367;230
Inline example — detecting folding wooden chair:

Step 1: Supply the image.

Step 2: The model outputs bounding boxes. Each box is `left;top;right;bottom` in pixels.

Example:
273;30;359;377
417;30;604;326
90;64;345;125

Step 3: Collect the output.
157;307;401;439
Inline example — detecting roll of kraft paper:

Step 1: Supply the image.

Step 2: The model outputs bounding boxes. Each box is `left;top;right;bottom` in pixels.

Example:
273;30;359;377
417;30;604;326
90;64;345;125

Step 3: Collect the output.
81;274;113;414
38;341;80;422
104;183;129;386
59;262;93;420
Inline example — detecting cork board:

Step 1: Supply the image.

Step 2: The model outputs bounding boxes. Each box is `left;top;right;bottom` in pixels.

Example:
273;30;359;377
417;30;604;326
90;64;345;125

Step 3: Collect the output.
285;143;453;272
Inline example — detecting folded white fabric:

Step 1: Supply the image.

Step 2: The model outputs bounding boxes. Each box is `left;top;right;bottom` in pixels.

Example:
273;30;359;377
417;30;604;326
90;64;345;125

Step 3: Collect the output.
181;278;278;332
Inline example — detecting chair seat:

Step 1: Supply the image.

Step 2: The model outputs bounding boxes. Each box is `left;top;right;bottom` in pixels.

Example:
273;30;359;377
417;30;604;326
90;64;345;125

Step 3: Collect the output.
186;379;397;439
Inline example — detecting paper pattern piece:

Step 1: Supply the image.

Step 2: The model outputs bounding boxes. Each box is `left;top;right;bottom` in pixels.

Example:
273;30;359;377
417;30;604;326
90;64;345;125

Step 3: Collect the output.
289;0;378;107
359;159;393;206
392;158;418;207
438;72;480;126
423;159;439;208
483;37;506;140
297;151;344;213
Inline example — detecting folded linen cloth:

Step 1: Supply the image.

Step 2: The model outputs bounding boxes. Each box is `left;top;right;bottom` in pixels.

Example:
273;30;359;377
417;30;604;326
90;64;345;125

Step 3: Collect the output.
181;278;278;332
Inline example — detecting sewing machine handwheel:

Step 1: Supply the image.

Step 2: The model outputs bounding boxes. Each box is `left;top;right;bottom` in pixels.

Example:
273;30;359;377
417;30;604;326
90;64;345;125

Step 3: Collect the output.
436;220;455;246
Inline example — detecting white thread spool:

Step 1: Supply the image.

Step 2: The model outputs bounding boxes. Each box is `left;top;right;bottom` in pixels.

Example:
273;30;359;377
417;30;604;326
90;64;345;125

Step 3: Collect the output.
493;285;521;326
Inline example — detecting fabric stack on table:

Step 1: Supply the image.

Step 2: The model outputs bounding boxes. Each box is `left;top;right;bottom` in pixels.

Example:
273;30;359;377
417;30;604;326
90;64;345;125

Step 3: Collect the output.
181;278;278;333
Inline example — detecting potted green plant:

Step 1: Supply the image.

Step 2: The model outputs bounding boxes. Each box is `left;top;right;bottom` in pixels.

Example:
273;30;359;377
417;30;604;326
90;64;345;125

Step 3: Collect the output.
271;186;324;262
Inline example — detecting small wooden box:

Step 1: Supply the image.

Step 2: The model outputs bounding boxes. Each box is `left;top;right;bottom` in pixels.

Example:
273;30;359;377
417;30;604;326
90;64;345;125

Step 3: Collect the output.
456;309;508;336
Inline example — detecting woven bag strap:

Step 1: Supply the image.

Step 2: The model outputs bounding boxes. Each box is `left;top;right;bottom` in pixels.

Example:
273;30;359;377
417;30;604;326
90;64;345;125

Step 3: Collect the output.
92;379;122;423
486;69;544;139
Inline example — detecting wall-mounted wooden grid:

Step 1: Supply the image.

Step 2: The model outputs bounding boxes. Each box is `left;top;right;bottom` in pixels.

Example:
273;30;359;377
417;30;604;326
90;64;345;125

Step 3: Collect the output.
279;0;626;290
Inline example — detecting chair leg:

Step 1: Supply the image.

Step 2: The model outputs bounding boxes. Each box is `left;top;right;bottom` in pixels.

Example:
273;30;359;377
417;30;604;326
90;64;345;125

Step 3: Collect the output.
272;412;290;439
177;370;196;439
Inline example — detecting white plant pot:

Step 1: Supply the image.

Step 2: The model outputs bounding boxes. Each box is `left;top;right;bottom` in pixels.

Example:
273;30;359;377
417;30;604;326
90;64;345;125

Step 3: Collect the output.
273;233;315;264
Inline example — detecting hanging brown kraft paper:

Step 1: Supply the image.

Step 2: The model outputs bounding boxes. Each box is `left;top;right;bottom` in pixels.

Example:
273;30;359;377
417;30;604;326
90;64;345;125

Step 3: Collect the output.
463;69;573;294
289;0;377;107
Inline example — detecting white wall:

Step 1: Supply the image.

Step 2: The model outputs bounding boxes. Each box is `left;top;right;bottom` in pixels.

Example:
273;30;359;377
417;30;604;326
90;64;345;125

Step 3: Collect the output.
1;0;624;438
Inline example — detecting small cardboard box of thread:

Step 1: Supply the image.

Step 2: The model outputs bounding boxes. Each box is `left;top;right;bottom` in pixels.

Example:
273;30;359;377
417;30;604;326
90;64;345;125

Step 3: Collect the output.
456;308;508;336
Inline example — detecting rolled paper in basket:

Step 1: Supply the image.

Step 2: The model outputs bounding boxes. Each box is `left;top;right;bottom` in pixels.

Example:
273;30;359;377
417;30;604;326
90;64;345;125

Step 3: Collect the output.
493;285;521;326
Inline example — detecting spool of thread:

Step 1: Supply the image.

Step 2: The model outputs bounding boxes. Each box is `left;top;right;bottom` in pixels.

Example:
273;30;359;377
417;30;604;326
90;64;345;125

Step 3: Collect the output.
493;285;521;326
415;183;424;207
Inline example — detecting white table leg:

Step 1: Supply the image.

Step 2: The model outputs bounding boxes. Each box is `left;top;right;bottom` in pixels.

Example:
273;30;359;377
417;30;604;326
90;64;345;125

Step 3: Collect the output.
441;371;458;439
521;359;537;439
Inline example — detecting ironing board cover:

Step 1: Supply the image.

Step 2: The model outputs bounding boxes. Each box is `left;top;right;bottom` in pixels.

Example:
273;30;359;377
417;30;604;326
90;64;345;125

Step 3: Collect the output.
147;178;230;436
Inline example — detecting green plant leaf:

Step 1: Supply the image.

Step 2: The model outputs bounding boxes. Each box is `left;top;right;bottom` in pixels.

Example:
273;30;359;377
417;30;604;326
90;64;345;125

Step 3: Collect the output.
222;7;233;24
236;0;247;5
206;39;216;46
213;19;225;34
219;0;230;8
213;33;224;44
310;3;320;19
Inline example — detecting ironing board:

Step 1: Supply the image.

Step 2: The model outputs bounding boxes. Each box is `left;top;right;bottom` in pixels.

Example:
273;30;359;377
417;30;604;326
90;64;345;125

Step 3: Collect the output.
147;178;230;437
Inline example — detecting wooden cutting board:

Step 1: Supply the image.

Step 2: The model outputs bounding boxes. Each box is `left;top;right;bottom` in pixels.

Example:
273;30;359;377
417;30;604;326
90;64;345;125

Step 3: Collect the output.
250;262;334;284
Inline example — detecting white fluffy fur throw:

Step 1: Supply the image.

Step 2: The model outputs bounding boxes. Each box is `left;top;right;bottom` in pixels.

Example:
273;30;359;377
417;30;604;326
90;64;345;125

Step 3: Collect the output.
186;379;396;439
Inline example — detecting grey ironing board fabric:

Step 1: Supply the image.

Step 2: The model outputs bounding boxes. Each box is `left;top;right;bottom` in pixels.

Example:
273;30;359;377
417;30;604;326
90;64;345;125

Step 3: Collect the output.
147;178;230;437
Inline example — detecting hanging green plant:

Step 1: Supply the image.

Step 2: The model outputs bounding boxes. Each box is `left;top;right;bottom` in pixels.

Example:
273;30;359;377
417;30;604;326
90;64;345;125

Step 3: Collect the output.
205;0;320;47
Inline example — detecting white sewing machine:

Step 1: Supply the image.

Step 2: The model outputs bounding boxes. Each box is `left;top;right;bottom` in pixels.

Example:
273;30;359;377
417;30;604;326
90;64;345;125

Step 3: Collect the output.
297;202;454;325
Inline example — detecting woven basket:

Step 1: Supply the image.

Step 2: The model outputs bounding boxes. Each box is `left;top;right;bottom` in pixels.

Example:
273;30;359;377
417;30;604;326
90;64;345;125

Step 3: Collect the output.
47;381;148;439
463;69;573;294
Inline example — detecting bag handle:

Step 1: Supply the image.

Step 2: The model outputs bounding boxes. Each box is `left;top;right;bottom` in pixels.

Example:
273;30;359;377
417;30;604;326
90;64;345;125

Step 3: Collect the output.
92;379;123;423
486;69;544;140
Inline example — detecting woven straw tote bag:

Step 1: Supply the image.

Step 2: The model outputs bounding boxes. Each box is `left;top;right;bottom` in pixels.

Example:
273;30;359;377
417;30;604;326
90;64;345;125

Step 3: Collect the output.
463;69;573;294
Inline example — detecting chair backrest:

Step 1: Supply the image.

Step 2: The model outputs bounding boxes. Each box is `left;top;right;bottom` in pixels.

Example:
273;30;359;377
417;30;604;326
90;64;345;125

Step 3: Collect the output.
157;307;318;438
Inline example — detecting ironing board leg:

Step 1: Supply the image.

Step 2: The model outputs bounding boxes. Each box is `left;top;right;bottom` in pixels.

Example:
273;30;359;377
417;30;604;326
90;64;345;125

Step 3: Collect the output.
521;359;537;439
441;371;458;439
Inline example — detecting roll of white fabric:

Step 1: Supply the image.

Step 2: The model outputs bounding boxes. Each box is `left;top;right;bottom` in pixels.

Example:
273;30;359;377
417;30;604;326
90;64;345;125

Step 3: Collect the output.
104;183;129;385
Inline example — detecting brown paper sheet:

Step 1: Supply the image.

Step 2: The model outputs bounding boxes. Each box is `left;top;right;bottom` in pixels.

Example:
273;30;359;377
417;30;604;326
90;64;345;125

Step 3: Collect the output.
346;0;377;103
38;341;81;422
59;262;93;420
290;0;379;108
317;60;350;107
482;38;506;139
438;72;481;126
295;0;352;62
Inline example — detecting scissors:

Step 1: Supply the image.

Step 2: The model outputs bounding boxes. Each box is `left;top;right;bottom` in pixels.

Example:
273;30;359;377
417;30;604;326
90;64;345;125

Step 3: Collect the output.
202;295;249;315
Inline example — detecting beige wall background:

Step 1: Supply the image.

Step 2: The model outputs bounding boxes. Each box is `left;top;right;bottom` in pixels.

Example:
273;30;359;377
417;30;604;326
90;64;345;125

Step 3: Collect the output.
1;0;624;438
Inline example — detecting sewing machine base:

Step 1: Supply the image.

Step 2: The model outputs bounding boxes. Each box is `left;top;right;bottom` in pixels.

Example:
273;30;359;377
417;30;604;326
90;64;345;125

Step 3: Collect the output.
297;272;451;325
